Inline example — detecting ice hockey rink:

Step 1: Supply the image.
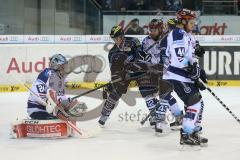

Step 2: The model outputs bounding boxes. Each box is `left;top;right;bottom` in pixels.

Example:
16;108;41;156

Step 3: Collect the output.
0;87;240;160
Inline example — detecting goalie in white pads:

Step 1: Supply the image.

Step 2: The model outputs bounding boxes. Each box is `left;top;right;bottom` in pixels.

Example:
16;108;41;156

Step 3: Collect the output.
11;54;87;139
27;54;87;120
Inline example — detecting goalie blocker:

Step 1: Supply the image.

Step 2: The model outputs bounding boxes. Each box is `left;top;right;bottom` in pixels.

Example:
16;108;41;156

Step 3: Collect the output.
11;119;76;139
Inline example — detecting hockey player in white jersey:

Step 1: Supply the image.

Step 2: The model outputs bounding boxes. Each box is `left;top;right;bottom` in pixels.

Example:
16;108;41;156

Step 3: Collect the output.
139;19;164;127
156;18;185;132
141;19;182;133
162;9;208;145
27;54;87;120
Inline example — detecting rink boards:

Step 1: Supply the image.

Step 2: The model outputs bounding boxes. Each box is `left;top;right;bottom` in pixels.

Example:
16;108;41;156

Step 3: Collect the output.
0;35;240;92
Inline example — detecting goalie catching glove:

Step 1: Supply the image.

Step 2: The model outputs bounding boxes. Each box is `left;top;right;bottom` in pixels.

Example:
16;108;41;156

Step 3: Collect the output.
61;98;87;117
46;89;88;119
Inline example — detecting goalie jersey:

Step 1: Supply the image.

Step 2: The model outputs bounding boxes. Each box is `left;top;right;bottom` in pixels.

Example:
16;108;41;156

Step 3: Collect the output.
27;68;67;116
162;28;197;83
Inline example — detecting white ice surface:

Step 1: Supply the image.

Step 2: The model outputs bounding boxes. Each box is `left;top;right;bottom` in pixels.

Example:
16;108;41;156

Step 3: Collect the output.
0;87;240;160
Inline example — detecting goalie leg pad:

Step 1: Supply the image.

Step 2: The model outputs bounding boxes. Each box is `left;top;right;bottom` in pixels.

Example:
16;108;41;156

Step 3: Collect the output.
11;119;75;139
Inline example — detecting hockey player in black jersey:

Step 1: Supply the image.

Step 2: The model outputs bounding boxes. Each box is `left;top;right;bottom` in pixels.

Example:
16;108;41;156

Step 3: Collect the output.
98;25;144;126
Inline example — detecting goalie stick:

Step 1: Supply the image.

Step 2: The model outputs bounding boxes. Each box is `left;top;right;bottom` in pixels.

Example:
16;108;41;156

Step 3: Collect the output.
11;75;93;138
198;79;240;124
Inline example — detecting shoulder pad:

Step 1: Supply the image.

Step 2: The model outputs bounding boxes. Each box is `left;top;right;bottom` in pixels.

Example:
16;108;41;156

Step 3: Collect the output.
172;28;185;41
37;68;50;83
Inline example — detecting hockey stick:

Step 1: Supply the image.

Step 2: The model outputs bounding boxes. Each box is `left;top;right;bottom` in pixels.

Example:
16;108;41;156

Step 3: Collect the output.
11;76;92;138
198;79;240;124
140;81;173;125
71;72;148;100
71;77;122;100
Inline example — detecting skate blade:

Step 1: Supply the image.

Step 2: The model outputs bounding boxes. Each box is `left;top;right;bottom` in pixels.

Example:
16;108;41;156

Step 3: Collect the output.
200;143;208;147
150;125;155;129
98;122;106;128
155;131;170;137
179;144;201;151
170;126;181;131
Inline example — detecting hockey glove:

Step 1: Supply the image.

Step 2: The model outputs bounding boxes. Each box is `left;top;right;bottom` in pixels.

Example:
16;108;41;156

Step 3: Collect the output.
194;41;205;58
185;64;208;91
61;98;88;117
186;62;201;80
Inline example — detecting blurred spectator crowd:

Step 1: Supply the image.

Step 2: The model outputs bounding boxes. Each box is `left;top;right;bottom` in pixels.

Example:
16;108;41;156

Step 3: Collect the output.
96;0;203;13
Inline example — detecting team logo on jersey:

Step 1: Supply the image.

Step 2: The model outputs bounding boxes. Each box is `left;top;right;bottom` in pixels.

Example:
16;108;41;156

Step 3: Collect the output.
175;47;185;62
181;82;192;93
183;86;191;93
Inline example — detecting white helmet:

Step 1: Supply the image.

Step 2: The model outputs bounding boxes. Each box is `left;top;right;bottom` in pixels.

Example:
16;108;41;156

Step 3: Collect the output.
49;54;67;70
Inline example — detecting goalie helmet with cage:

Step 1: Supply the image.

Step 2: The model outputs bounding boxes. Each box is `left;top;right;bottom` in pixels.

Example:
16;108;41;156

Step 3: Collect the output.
49;54;67;70
176;9;196;23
